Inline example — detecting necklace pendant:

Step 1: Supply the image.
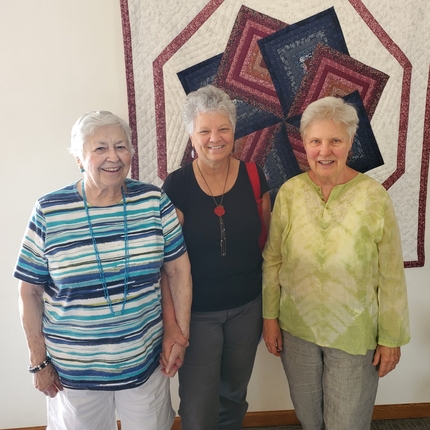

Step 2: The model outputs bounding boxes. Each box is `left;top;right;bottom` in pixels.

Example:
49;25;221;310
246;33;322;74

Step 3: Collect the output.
214;205;225;217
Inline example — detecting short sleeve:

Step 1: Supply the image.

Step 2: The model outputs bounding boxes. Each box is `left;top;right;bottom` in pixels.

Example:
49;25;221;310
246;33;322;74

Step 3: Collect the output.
159;190;187;262
14;201;50;285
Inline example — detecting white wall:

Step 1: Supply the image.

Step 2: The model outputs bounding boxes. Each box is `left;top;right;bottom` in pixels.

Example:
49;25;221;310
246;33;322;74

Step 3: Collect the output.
0;1;429;428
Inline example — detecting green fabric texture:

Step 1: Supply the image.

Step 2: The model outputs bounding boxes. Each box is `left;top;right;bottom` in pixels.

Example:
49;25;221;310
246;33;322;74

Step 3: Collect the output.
263;172;410;355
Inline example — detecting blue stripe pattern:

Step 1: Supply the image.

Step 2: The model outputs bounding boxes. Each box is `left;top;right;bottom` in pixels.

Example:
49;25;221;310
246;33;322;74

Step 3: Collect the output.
14;179;186;390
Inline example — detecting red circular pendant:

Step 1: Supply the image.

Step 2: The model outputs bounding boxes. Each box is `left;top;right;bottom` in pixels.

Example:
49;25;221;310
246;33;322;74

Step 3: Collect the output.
214;205;225;217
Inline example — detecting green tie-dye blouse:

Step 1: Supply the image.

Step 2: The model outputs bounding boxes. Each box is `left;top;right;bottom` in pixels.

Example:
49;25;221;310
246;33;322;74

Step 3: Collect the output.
262;172;410;355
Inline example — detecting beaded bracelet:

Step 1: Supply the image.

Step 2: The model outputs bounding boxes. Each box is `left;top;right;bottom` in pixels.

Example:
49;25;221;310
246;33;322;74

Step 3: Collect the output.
28;356;51;374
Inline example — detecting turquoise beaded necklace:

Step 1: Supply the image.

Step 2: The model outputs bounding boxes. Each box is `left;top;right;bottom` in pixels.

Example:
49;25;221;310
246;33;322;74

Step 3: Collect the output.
81;180;130;316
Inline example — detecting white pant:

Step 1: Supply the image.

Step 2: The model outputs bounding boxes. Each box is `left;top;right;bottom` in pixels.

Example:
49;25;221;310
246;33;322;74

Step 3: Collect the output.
47;367;174;430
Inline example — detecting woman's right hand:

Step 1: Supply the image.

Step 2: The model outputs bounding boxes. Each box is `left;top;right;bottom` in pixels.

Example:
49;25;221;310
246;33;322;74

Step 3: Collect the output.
160;319;189;377
34;364;63;398
263;318;283;357
160;342;186;378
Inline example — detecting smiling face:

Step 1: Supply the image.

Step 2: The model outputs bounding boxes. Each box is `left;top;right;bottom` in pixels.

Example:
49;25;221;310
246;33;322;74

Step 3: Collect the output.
190;111;234;166
303;119;353;185
79;124;132;193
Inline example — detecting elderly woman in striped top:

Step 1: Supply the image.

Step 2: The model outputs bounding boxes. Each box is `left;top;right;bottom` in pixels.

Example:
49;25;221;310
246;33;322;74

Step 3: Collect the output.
14;111;192;430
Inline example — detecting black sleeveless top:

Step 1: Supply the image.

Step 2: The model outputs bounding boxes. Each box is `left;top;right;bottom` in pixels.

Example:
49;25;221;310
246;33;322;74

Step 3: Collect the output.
163;160;268;311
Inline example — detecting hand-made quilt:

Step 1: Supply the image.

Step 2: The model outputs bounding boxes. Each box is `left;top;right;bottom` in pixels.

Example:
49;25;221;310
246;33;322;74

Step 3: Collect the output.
119;0;430;267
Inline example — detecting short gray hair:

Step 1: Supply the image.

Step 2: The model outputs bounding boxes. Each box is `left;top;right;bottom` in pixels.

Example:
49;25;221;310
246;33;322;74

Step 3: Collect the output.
300;96;359;141
182;85;237;134
69;111;134;158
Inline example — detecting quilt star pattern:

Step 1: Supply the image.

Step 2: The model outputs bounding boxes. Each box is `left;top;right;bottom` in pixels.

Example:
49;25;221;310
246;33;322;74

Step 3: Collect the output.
120;0;430;267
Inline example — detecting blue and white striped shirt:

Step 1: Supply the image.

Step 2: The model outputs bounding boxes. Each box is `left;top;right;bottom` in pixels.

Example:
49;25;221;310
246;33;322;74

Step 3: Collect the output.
14;178;186;390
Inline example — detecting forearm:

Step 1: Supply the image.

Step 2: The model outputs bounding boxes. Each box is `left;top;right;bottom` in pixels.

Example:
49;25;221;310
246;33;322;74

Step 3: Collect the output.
18;281;47;366
262;198;284;318
162;252;192;337
160;271;179;325
160;255;192;376
262;255;282;319
377;199;410;346
19;281;64;396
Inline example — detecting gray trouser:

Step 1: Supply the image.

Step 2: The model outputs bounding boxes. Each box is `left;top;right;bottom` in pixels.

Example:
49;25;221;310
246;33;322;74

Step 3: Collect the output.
280;330;379;430
178;294;262;430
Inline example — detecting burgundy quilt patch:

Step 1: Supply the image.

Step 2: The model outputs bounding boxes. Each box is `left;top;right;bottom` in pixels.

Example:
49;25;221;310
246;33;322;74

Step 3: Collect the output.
288;43;389;120
213;5;287;117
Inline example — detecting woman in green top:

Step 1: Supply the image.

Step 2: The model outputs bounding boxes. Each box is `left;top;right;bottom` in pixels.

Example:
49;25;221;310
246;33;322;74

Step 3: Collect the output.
262;96;410;430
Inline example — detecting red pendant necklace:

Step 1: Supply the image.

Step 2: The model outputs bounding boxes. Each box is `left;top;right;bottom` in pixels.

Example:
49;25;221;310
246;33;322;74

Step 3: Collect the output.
214;204;226;217
196;158;230;256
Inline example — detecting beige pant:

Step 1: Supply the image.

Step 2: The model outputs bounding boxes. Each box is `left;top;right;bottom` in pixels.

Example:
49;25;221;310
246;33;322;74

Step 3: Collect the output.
47;366;174;430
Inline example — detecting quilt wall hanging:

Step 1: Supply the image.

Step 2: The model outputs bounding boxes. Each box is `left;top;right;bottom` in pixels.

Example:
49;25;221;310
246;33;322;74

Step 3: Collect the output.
120;0;430;267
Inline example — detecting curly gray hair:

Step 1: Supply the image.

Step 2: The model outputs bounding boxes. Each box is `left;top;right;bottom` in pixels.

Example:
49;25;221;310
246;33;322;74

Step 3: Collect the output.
182;85;237;134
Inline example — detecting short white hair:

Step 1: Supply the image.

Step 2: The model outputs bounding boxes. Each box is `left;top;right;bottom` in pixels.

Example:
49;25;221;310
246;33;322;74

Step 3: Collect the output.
300;96;359;141
69;111;134;158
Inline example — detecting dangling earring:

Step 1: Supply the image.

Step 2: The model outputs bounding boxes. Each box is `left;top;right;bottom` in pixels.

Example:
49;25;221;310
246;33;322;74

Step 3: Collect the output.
191;147;195;159
80;167;85;173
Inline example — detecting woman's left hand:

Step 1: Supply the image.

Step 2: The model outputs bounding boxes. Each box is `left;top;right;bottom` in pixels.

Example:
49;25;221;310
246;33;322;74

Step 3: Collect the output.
372;345;401;377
